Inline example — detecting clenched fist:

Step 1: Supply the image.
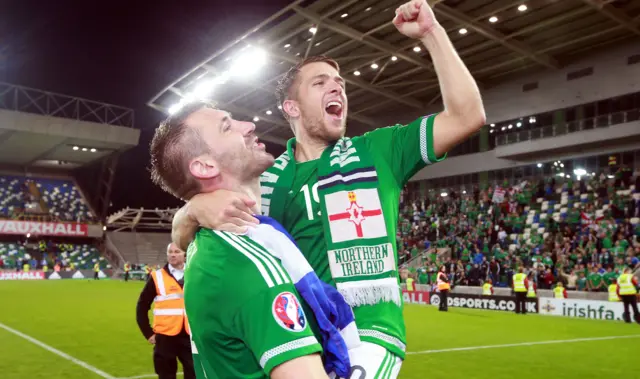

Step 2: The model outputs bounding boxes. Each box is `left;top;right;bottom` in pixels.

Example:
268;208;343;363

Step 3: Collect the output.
392;0;440;39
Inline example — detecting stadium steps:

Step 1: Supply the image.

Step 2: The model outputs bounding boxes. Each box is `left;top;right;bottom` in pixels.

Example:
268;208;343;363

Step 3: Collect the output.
106;231;171;266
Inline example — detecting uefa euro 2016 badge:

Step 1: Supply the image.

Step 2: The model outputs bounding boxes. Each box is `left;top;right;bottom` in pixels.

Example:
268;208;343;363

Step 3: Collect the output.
272;292;307;332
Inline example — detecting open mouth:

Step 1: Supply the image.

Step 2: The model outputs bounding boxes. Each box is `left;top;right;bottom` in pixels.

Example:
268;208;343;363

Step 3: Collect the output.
325;100;344;120
252;138;265;149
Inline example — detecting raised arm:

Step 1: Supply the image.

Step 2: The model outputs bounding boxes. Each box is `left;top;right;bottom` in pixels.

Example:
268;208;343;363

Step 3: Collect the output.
393;0;486;157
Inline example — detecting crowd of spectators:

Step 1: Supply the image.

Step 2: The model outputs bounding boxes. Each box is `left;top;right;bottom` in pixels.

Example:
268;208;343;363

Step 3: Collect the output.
397;166;640;292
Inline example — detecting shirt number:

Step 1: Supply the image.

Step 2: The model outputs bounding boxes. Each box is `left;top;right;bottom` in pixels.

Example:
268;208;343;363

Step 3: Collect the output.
300;183;320;221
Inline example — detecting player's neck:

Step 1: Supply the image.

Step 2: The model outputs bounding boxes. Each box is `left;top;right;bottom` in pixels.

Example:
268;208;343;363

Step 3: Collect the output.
294;134;328;162
235;178;262;214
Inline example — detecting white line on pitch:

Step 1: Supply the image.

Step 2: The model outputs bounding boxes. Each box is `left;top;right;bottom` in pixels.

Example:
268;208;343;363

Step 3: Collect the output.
406;334;640;355
120;373;183;379
0;321;116;378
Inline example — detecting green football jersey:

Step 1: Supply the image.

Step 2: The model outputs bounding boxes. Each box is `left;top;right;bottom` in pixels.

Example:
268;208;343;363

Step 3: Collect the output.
185;229;322;378
260;115;443;359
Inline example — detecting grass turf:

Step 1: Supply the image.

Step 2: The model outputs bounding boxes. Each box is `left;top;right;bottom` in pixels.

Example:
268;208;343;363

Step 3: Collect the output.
2;280;637;378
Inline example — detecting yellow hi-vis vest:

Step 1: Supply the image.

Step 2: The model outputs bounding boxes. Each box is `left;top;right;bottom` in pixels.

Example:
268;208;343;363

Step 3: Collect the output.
513;273;527;292
151;268;190;336
406;278;415;291
43;265;48;273
124;264;130;272
482;283;493;295
437;272;450;291
527;283;536;298
553;286;565;298
608;284;620;302
618;274;638;296
93;264;100;272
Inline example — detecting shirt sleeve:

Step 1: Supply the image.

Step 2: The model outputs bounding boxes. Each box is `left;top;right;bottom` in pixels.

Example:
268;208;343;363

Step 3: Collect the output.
234;285;322;375
363;114;446;186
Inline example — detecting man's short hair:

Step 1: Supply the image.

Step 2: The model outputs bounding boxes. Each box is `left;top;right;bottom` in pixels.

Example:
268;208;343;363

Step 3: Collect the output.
150;102;214;200
275;56;340;125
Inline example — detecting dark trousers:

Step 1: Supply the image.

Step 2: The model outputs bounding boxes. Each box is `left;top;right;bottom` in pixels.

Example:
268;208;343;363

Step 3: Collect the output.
153;333;196;379
124;271;130;282
515;292;527;314
439;290;448;311
621;295;640;323
93;271;99;280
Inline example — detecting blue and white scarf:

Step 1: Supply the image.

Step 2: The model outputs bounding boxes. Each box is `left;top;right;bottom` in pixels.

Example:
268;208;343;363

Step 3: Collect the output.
247;216;360;377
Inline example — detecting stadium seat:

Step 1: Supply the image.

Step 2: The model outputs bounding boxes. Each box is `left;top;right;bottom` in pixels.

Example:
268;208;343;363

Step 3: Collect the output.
560;197;568;205
554;204;561;210
538;227;545;234
541;202;548;211
630;218;639;225
543;232;549;239
540;213;547;220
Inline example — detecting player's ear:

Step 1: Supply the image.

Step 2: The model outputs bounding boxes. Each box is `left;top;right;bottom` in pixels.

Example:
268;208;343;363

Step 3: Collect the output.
189;156;219;180
282;99;300;119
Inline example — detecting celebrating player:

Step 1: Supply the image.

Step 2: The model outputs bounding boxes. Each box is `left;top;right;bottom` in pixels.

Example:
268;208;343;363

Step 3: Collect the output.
150;103;364;379
172;0;485;377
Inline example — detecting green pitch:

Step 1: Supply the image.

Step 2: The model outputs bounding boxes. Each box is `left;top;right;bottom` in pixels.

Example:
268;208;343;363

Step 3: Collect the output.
1;281;637;379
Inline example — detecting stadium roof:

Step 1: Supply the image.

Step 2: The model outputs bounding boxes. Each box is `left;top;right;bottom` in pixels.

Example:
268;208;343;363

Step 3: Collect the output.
0;82;136;170
148;0;640;146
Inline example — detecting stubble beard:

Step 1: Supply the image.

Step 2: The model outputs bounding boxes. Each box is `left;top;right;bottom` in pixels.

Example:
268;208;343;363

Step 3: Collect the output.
300;112;344;144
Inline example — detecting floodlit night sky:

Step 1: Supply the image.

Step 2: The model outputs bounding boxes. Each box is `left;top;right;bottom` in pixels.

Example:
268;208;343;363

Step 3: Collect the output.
1;0;291;211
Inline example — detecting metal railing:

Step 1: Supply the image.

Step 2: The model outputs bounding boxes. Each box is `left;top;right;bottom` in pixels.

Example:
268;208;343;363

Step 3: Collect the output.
495;109;640;146
0;82;134;127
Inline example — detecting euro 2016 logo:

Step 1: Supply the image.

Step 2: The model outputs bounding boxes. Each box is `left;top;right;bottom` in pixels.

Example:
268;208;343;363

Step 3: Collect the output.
272;292;307;332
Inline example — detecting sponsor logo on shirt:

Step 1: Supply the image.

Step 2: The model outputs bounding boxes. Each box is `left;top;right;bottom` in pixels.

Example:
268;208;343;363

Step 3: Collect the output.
272;292;307;332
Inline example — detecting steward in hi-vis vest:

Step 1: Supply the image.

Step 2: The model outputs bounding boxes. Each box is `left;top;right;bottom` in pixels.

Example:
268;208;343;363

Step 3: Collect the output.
482;279;493;296
136;243;195;379
512;267;529;315
616;268;639;324
124;262;131;282
437;266;450;312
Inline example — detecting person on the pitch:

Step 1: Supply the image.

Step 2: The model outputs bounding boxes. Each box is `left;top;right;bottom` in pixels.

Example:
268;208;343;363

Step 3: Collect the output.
526;272;537;298
93;262;100;280
616;267;639;324
608;277;620;302
437;265;450;311
124;261;131;282
482;279;494;296
136;244;195;379
512;267;528;314
406;273;416;292
553;281;567;299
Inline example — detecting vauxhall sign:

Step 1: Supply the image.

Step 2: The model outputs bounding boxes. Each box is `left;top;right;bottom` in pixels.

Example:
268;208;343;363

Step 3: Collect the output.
0;220;88;237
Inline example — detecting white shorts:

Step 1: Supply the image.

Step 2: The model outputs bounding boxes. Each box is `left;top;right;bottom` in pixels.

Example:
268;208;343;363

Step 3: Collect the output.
330;341;403;379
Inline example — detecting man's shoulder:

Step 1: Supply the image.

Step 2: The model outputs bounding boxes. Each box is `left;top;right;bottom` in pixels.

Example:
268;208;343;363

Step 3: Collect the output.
191;230;288;293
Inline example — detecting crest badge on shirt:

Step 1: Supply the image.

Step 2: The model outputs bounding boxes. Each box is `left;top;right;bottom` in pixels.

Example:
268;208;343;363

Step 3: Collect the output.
272;292;307;332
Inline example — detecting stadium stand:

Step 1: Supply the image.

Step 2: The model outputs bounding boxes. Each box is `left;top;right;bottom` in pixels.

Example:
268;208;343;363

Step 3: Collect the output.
0;240;107;270
106;231;171;267
0;174;95;222
398;164;640;292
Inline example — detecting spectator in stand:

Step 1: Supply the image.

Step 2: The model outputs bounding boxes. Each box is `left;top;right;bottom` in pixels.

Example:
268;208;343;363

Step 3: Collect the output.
588;266;605;292
489;257;500;285
559;268;577;291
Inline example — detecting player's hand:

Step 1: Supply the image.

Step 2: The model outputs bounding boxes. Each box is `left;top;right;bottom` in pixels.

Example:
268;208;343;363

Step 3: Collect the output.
148;334;156;345
186;190;259;234
393;0;439;39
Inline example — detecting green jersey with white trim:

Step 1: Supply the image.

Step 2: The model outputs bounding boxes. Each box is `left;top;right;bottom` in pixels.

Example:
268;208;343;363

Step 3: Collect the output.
260;115;444;359
185;229;322;378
